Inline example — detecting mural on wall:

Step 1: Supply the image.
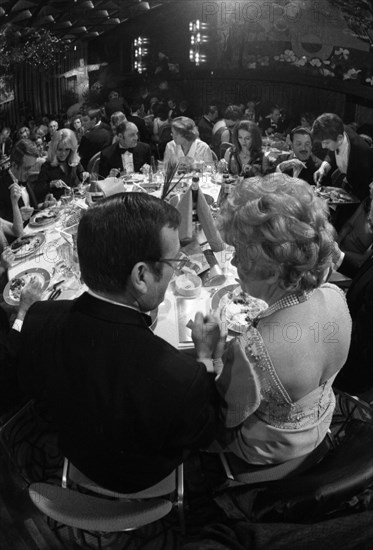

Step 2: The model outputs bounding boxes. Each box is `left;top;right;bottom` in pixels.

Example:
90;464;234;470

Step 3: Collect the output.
206;0;373;84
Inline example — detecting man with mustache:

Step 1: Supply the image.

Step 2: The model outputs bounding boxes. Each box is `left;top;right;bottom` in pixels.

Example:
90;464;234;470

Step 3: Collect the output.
275;127;323;186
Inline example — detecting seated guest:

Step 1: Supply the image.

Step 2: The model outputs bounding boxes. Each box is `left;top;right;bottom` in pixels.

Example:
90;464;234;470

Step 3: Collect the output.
334;192;373;396
224;120;269;177
336;196;373;278
127;102;150;143
100;121;151;177
0;183;24;253
0;278;42;415
0;127;13;157
36;129;89;202
17;193;218;492
163;116;213;169
211;105;242;157
71;115;85;144
212;174;351;465
16;126;31;141
110;111;127;143
0;139;38;221
46;120;58;143
104;90;129;119
312;113;373;201
259;105;286;136
274;127;323;186
78;107;112;169
197;104;219;146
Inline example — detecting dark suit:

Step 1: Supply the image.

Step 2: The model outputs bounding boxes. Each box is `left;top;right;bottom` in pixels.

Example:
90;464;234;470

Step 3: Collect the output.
127;115;150;144
334;255;373;394
78;124;112;170
0;170;37;221
275;152;323;186
99;141;151;177
17;293;216;492
0;307;22;415
36;161;84;201
324;127;373;201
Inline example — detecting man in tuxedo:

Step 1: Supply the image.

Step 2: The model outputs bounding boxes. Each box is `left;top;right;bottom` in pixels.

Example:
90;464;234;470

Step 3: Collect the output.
0;139;39;222
197;104;219;146
17;193;218;493
78;107;112;169
274;127;323;186
259;105;286;136
312;113;373;201
99;121;151;177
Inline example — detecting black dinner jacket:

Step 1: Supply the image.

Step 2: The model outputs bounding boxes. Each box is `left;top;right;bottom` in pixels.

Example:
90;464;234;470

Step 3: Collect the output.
324;126;373;201
78;124;112;170
17;293;217;492
334;255;373;394
99;141;151;178
0;169;37;222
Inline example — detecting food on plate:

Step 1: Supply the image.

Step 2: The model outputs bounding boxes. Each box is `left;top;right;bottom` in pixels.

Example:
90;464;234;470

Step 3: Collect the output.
220;287;267;331
31;208;59;225
10;234;44;257
8;274;41;302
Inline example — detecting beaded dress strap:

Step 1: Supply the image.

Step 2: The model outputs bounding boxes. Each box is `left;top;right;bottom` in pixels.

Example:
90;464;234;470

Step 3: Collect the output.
252;289;314;327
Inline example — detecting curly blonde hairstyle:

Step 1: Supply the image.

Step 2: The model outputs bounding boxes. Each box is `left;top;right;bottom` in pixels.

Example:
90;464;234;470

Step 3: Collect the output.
218;173;337;292
47;128;80;167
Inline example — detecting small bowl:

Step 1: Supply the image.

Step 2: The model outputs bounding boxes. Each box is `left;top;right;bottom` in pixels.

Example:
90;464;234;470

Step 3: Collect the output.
174;273;202;298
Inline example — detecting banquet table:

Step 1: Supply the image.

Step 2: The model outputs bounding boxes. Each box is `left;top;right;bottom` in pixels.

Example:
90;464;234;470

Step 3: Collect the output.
5;173;351;353
6;174;232;349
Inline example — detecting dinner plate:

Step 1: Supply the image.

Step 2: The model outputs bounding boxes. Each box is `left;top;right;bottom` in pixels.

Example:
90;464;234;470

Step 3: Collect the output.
29;208;60;228
10;232;45;260
211;284;267;333
3;268;51;306
316;186;357;204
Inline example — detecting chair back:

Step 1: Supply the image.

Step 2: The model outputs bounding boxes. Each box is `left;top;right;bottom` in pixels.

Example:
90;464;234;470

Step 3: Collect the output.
219;142;233;159
87;151;101;175
28;482;173;532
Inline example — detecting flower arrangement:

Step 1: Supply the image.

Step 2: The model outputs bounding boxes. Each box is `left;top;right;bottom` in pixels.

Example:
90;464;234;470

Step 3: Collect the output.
246;46;369;85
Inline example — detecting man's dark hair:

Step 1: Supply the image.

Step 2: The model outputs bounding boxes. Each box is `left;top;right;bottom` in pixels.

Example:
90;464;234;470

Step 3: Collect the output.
10;139;38;167
78;193;181;293
131;101;143;113
312;113;344;141
223;105;242;121
87;107;102;123
290;127;313;142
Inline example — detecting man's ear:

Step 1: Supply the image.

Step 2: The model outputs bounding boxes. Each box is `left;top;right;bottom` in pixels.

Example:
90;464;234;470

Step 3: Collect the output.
130;262;150;295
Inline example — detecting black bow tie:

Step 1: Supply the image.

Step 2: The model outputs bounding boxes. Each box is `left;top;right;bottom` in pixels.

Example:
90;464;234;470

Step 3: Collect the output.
336;149;340;155
119;147;133;153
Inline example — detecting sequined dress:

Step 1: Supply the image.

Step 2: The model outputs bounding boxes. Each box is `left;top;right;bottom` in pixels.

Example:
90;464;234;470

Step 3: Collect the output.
215;283;351;464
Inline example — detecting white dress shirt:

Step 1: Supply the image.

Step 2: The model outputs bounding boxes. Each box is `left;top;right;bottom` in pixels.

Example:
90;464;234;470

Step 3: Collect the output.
335;132;350;175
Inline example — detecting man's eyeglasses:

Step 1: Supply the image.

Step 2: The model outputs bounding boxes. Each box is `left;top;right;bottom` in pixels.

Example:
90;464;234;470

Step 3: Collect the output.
147;256;190;271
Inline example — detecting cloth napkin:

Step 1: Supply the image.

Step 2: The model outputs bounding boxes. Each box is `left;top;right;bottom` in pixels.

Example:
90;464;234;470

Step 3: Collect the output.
98;178;125;197
177;186;224;251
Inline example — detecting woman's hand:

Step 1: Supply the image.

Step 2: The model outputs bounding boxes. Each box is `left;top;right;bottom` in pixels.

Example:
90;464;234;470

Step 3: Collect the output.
9;182;22;204
192;311;221;360
50;179;68;189
0;247;15;271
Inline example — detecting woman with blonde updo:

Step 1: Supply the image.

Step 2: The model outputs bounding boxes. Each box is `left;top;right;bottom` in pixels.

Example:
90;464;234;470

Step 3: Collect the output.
212;173;352;466
37;129;89;201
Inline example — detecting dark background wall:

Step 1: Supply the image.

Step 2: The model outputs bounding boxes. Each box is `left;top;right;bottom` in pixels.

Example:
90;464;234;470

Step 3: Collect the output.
87;1;373;123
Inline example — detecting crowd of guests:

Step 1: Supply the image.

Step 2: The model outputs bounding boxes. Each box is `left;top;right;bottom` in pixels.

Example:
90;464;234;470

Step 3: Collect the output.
0;86;373;514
